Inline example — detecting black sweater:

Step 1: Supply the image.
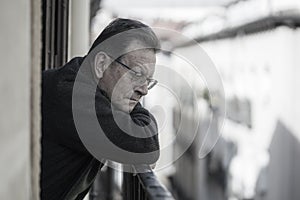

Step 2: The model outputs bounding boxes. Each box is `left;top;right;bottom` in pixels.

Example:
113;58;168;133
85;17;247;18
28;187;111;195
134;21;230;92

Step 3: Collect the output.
41;57;159;200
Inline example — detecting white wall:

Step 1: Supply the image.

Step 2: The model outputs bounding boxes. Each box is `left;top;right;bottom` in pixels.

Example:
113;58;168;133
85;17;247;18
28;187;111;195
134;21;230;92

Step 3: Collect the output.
201;27;300;146
0;0;32;199
200;27;300;200
70;0;90;58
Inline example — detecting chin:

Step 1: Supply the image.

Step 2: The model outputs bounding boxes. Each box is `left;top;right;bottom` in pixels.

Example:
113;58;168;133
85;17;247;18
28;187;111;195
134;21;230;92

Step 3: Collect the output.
128;102;136;113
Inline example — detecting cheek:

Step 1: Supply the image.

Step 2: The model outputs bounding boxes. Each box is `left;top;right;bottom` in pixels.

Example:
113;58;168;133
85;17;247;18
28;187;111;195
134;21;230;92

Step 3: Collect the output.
115;77;134;95
120;88;134;99
110;70;139;99
112;83;133;100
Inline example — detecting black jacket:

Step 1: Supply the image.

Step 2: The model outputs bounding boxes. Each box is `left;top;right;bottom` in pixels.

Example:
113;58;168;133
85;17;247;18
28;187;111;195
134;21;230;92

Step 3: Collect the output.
41;57;159;200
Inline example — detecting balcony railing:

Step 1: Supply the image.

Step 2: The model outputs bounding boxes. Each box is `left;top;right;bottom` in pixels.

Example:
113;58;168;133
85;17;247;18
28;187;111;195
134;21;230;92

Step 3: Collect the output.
123;171;175;200
90;167;175;200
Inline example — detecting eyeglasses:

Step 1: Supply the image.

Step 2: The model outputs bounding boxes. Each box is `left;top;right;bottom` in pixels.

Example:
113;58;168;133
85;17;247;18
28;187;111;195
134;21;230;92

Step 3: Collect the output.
113;58;158;90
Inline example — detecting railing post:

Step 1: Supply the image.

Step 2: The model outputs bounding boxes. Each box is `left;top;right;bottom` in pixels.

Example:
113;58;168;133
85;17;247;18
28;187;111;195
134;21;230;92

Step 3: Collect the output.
89;167;115;200
123;172;133;200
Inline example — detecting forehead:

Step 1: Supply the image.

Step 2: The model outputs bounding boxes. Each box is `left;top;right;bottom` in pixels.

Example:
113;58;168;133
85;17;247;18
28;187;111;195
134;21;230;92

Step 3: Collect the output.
120;39;157;65
121;49;156;75
122;49;156;63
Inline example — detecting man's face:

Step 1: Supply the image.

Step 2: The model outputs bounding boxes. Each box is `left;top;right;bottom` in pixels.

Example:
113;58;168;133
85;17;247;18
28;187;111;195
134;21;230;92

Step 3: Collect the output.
100;49;156;112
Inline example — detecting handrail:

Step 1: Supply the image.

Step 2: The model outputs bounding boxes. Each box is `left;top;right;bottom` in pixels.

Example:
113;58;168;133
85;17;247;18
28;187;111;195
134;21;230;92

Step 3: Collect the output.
123;171;175;200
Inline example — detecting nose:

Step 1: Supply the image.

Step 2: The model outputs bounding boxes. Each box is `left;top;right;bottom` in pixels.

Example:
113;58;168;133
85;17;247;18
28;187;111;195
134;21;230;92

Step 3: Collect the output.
135;82;148;96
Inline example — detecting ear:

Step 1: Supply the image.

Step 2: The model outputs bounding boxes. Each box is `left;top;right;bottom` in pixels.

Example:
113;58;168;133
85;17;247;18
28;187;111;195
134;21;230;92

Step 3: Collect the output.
94;51;110;79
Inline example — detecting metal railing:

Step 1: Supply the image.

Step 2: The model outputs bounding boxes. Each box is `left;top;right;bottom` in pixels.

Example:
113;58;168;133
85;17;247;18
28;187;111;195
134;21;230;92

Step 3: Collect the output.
123;171;175;200
90;167;175;200
89;167;175;200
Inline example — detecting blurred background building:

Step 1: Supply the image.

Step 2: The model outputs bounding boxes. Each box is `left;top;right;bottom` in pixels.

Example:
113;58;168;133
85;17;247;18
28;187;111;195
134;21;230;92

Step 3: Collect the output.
1;0;300;199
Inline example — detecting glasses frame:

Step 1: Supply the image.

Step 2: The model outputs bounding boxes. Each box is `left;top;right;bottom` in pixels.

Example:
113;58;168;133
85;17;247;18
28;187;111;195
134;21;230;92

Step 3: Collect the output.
110;56;158;90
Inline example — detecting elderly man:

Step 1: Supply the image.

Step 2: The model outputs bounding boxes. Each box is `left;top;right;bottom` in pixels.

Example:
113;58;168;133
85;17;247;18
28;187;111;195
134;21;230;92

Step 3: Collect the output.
41;18;160;199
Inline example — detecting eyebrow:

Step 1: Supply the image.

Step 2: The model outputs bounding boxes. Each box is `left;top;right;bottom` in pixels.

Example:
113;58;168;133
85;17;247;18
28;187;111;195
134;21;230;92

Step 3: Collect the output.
115;56;155;78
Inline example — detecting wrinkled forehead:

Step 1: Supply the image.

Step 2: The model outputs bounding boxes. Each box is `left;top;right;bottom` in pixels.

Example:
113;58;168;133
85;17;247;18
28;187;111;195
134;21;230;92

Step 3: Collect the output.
120;49;156;74
121;48;156;63
122;39;156;60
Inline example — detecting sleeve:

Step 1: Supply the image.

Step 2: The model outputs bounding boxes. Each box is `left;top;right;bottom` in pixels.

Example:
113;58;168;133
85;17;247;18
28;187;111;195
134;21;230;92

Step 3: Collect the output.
42;69;92;154
93;91;160;164
65;79;160;164
44;66;160;164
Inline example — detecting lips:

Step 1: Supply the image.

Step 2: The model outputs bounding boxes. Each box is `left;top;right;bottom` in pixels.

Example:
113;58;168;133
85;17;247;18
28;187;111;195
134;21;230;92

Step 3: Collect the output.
129;95;140;102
